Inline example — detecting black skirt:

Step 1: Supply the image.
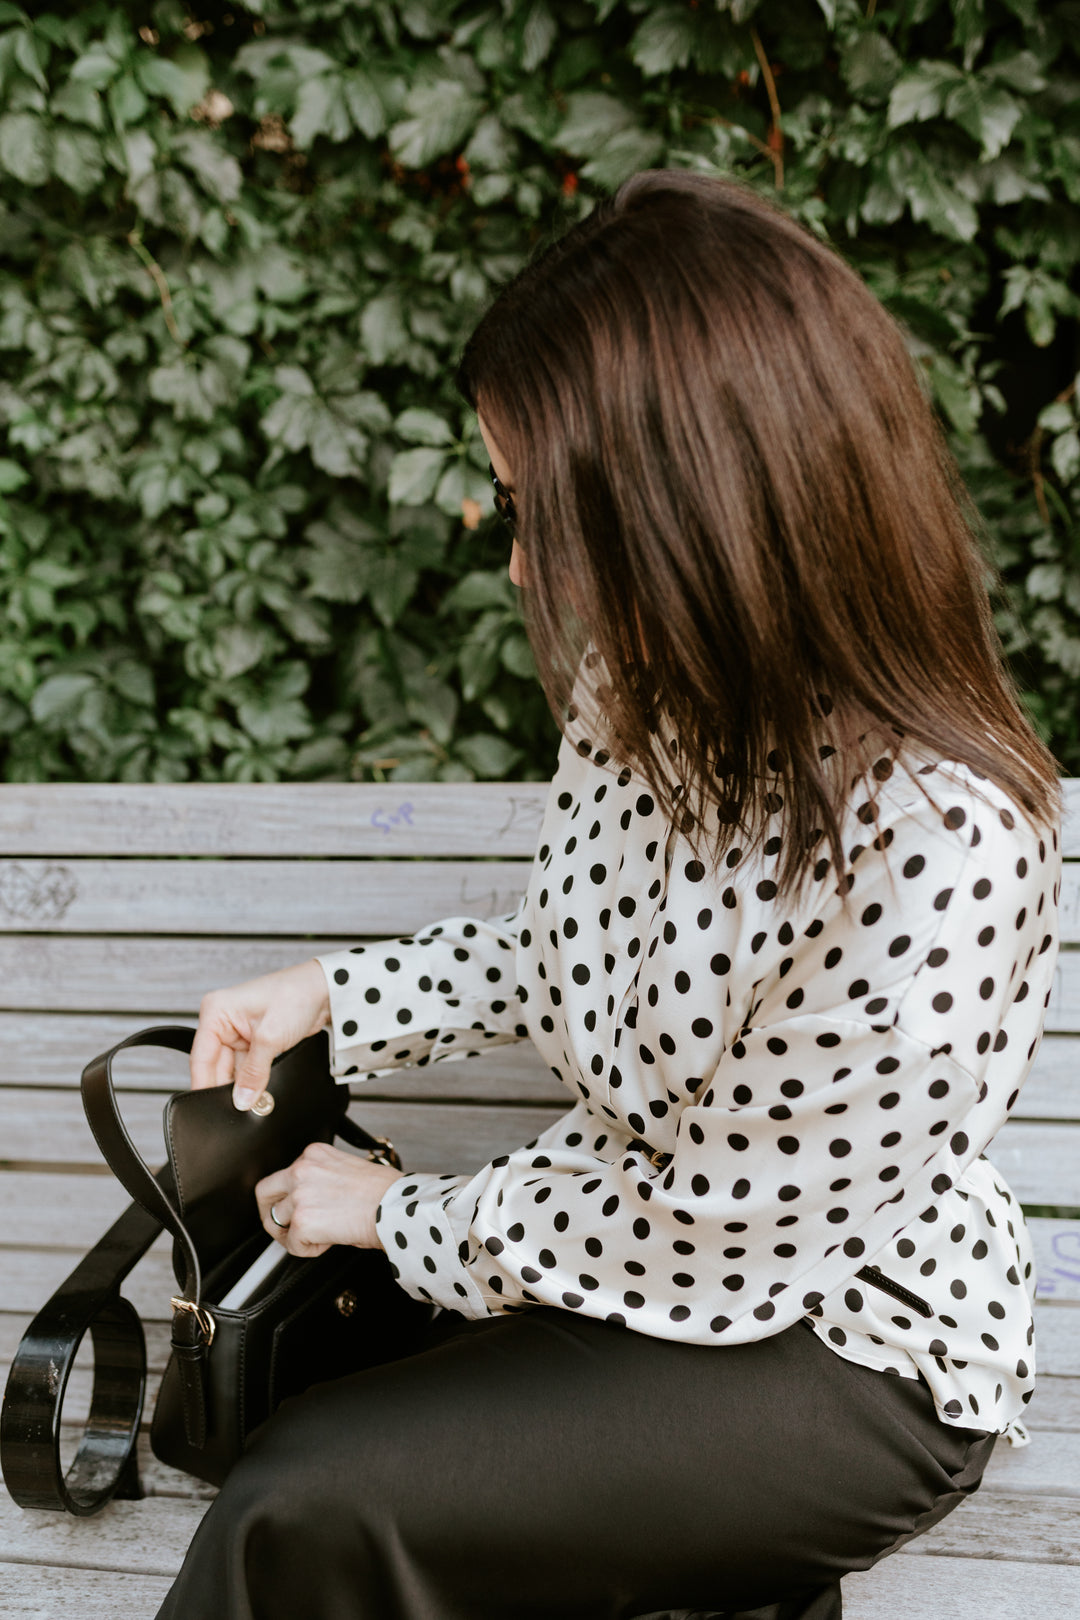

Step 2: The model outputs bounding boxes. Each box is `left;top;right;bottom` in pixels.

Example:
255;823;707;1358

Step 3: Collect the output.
153;1309;995;1620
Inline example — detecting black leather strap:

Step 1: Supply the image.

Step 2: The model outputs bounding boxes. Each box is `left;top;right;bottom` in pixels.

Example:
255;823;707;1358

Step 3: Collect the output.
3;1024;402;1506
81;1026;204;1300
0;1194;162;1513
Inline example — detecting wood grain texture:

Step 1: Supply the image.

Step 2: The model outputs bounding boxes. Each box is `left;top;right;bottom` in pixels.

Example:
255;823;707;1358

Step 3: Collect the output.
0;859;531;937
0;848;1073;939
844;1554;1080;1619
0;1012;566;1102
1;1082;1075;1205
0;778;1072;858
0;1009;1071;1119
0;1564;176;1618
0;1082;1076;1206
0;1091;565;1176
1;929;1079;1030
0;783;551;858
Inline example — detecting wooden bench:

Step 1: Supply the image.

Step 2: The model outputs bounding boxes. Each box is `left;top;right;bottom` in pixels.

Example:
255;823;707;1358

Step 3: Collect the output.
0;782;1077;1618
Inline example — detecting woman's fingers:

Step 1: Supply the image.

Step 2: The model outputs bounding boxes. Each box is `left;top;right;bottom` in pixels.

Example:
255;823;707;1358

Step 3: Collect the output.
189;961;333;1098
231;1034;280;1112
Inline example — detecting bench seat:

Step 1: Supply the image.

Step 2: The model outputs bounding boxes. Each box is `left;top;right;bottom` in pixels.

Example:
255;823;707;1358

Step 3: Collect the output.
1;782;1077;1617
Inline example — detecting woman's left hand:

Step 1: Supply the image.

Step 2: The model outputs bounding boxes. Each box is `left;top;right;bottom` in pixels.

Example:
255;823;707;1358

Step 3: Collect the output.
255;1143;404;1256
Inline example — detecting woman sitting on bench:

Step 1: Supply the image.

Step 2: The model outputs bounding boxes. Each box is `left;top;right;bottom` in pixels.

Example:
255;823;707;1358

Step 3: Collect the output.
154;169;1062;1620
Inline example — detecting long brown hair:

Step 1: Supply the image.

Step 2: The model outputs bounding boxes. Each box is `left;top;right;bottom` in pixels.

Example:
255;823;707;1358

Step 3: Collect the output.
455;169;1060;901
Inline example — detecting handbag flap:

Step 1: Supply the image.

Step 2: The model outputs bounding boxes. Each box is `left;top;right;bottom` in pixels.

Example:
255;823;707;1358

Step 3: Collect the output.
161;1031;348;1280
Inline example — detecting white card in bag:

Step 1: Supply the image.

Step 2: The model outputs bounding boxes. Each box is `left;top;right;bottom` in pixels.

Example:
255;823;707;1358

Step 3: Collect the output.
217;1242;290;1310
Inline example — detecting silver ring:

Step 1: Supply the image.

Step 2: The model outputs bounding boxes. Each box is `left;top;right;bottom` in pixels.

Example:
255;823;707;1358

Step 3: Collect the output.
269;1204;289;1230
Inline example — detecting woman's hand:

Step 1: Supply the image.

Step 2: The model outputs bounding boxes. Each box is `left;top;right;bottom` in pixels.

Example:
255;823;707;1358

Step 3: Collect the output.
255;1143;404;1254
190;959;332;1110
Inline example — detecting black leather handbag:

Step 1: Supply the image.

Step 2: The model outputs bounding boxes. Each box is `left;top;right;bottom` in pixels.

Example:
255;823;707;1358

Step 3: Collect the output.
0;1026;432;1515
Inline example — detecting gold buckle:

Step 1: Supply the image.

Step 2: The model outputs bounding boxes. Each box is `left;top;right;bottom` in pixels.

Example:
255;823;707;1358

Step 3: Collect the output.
170;1296;216;1346
366;1134;401;1170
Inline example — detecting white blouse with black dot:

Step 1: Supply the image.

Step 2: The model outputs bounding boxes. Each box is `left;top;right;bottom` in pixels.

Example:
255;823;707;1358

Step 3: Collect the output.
317;704;1059;1447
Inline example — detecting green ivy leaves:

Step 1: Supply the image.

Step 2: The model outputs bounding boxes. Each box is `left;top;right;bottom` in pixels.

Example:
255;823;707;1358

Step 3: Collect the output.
0;0;1077;782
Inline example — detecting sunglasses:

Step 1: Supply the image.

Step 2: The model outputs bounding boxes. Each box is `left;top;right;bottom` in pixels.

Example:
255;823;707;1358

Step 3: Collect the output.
488;462;518;542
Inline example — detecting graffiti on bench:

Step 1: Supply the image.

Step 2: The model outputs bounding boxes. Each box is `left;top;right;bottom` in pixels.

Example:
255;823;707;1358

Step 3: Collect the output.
370;803;415;836
0;862;78;923
1035;1226;1080;1297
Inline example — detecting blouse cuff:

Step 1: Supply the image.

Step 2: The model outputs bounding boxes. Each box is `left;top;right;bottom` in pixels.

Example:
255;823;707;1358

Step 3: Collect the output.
314;913;527;1080
376;1171;492;1316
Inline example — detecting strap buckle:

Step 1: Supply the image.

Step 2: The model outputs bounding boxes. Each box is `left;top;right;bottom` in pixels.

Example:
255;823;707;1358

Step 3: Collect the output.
170;1296;216;1346
365;1134;401;1170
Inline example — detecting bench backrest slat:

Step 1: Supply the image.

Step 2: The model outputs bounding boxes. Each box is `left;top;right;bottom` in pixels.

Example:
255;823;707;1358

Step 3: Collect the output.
0;784;550;857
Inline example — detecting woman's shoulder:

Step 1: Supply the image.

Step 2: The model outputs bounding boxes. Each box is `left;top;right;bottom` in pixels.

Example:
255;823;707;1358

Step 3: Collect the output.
866;746;1059;867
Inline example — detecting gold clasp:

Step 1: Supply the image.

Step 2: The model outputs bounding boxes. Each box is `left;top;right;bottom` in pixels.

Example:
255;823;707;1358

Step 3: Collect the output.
170;1296;216;1345
366;1134;401;1170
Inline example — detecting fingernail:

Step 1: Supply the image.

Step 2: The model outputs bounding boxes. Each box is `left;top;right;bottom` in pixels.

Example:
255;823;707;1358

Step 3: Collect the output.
233;1088;256;1112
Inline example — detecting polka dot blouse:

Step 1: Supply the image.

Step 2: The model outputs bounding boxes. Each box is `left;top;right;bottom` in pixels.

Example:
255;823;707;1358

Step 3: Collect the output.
316;689;1060;1447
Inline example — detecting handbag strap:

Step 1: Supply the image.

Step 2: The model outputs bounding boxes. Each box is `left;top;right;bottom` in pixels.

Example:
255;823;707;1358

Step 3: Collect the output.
81;1026;206;1302
80;1025;397;1310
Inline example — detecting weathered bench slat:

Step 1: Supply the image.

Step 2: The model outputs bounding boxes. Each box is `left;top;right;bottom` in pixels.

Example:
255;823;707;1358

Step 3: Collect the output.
0;1092;565;1176
896;1490;1080;1563
0;783;551;859
0;859;531;937
1;1009;1072;1119
2;933;1079;1033
0;1085;1075;1207
0;1013;567;1102
0;1564;175;1618
0;851;1075;943
0;1487;206;1577
2;1488;1078;1605
844;1552;1080;1620
0;779;1075;859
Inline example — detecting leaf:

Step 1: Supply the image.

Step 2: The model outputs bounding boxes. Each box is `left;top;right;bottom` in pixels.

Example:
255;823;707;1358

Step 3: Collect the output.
14;29;47;90
841;33;903;102
395;407;455;447
50;80;104;128
291;73;352;147
172;129;243;203
389;447;448;505
237;696;313;746
989;51;1047;95
557;92;636;156
1051;430;1080;485
214;624;270;680
30;671;97;724
886;62;964;128
136;53;200;113
0;112;51;185
360;291;408;365
454;731;522;777
344;69;387;139
630;7;697;77
1037;403;1075;435
521;1;557;71
389;80;484;167
122;128;156;182
69;47;121;91
581;127;666;189
944;80;1021;161
52;127;105;193
108;72;148;129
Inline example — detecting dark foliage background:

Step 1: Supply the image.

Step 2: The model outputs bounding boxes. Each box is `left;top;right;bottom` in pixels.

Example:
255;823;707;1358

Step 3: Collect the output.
0;0;1077;782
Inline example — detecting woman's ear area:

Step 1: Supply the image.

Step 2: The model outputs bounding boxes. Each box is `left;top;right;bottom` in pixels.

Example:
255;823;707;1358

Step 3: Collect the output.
476;410;527;588
476;410;514;492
